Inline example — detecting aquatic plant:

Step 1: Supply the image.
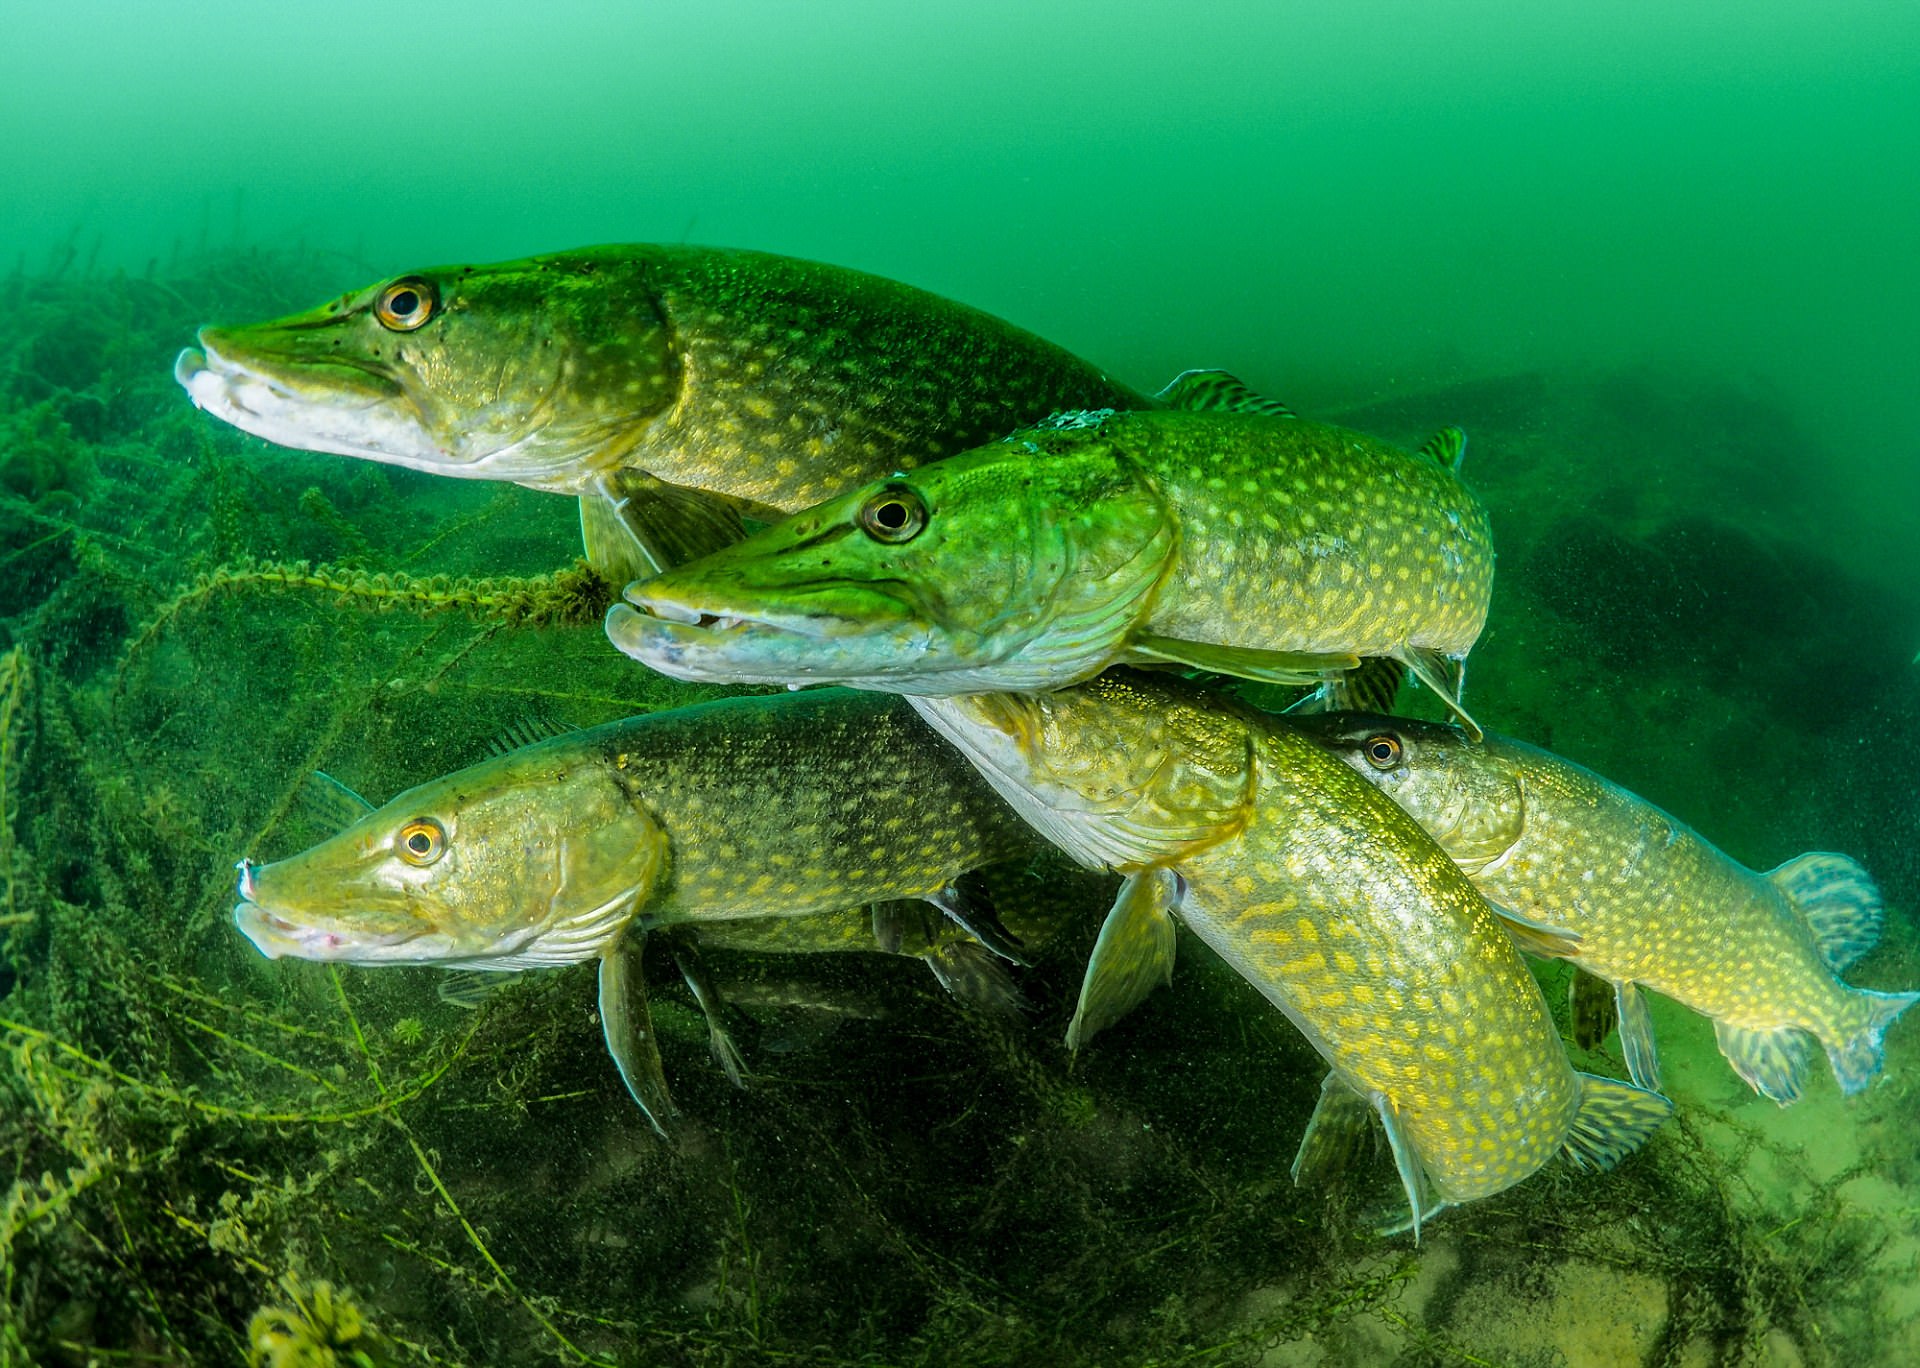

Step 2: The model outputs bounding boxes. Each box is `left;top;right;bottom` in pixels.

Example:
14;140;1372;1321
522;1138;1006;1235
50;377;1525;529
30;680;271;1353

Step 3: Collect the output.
246;1276;394;1368
0;246;1911;1366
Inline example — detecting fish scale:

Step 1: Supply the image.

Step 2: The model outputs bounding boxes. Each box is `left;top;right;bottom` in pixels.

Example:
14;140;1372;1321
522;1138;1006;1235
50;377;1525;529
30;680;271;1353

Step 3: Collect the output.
232;689;1039;1133
1296;713;1920;1104
643;248;1148;512
614;406;1493;733
1094;411;1490;657
177;243;1148;578
912;673;1669;1233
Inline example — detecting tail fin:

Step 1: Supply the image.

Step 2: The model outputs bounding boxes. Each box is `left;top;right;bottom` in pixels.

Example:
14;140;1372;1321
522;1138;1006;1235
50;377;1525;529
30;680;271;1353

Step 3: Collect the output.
1562;1073;1671;1172
1825;989;1920;1095
1766;852;1883;972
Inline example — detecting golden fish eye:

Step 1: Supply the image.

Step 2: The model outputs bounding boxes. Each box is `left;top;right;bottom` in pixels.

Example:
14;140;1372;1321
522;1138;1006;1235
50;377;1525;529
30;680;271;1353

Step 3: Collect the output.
397;818;446;866
1363;733;1403;770
857;485;927;544
373;276;437;332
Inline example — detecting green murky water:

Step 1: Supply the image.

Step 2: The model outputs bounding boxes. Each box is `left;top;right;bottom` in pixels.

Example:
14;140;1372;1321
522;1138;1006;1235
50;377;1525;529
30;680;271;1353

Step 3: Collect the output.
1;4;1916;1364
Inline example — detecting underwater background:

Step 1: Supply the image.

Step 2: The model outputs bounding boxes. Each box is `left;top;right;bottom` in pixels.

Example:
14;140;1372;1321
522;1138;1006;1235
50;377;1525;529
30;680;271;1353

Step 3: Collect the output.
2;2;1918;1364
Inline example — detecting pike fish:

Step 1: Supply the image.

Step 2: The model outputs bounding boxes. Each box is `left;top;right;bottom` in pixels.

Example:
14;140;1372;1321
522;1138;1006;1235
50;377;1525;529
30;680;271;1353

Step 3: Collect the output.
175;243;1148;579
911;673;1667;1236
233;690;1036;1134
1297;714;1919;1104
610;403;1493;733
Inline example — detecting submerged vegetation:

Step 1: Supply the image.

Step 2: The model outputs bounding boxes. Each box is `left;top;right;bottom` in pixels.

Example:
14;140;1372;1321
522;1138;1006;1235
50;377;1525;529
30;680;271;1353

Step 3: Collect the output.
0;247;1914;1365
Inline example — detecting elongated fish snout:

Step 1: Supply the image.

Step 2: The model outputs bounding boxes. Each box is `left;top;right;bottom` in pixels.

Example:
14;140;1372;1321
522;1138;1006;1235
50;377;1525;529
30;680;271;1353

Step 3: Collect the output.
233;902;299;959
174;345;211;401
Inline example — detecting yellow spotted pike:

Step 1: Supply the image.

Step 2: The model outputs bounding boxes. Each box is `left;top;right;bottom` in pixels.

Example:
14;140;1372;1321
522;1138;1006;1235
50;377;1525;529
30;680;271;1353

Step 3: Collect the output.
175;243;1148;578
1297;714;1919;1104
234;690;1036;1132
611;404;1492;734
911;673;1667;1235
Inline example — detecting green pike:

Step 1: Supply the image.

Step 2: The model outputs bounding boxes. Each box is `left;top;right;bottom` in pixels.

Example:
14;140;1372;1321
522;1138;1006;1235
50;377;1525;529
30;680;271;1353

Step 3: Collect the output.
233;690;1036;1134
1296;714;1919;1104
911;674;1667;1236
609;404;1493;733
176;243;1147;578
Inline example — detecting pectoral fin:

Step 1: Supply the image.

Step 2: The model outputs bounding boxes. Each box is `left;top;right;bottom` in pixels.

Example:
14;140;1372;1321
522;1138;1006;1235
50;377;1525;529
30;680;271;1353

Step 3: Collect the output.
437;969;513;1011
584;468;751;581
295;771;375;833
1066;869;1180;1053
598;934;681;1141
1129;634;1358;688
1491;907;1582;960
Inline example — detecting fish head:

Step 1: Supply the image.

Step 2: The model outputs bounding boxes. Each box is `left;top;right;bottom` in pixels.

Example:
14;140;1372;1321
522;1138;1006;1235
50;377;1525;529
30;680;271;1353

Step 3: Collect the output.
607;428;1177;692
235;740;664;969
1288;711;1527;873
912;671;1257;871
176;248;678;490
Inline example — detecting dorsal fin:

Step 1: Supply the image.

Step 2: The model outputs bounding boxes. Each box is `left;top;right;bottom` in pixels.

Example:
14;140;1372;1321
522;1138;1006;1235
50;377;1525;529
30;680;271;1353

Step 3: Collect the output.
1416;426;1468;472
294;771;375;833
1153;369;1295;419
1765;853;1884;972
485;715;581;756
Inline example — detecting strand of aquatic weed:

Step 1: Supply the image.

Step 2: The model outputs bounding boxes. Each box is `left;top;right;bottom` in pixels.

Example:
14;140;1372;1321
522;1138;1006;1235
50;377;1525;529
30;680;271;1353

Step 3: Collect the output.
327;967;609;1368
0;650;29;931
0;1011;478;1127
110;556;614;713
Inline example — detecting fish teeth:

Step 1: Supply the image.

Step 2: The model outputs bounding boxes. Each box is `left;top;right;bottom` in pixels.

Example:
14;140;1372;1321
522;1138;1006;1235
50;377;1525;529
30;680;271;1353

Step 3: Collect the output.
646;600;703;625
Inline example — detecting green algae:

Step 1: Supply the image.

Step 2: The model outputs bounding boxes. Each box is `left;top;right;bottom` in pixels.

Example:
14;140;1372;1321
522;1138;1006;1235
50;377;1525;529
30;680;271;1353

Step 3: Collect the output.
0;251;1914;1367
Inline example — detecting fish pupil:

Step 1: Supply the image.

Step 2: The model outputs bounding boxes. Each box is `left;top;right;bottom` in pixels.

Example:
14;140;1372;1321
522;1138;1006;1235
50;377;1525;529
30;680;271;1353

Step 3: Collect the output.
390;289;419;316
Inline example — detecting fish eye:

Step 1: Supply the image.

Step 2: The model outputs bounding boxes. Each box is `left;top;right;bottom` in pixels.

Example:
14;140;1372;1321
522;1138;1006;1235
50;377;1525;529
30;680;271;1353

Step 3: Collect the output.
1363;733;1403;770
397;818;447;866
857;484;928;544
373;276;437;332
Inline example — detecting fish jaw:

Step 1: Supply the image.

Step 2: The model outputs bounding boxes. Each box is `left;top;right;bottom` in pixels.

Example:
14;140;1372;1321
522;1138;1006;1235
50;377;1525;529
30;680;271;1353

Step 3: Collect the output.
606;444;1175;693
176;329;449;471
606;588;1078;694
232;742;666;972
177;250;680;490
232;899;446;964
233;848;519;967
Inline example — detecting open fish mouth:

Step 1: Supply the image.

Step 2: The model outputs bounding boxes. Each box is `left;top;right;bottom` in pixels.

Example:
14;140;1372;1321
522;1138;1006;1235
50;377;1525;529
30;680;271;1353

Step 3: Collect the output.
233;864;431;962
604;601;837;683
612;594;827;641
605;576;951;687
231;900;428;961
